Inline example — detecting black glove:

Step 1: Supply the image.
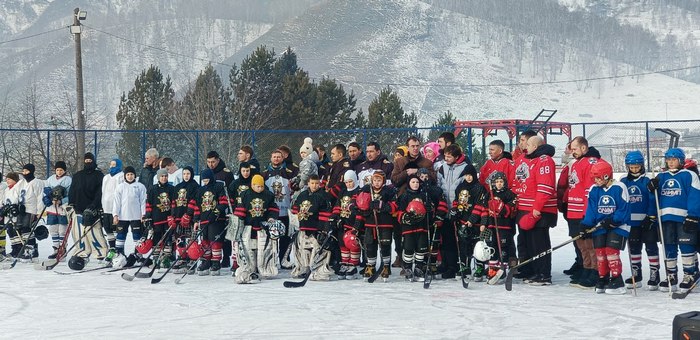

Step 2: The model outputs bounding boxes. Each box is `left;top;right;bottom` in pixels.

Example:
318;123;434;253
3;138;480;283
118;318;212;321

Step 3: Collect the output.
683;216;699;234
578;224;593;239
599;218;616;231
641;216;657;231
647;177;660;192
449;207;458;217
400;212;413;225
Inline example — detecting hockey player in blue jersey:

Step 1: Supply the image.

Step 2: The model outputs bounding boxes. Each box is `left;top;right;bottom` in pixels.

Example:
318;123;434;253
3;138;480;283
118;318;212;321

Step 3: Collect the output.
619;150;660;290
580;161;631;295
647;148;700;293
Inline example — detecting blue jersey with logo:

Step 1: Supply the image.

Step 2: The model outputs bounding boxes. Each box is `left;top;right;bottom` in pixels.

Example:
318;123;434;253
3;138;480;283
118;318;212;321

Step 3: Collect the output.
582;181;631;238
619;175;655;227
655;169;700;223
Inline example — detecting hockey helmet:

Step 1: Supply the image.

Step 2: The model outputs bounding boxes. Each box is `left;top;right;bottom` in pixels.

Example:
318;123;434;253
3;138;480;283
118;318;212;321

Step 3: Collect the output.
68;255;87;270
343;229;361;252
355;191;371;211
590;161;613;181
519;213;541;231
473;240;495;262
135;238;153;255
406;200;427;217
624;150;644;165
685;158;698;170
34;225;49;240
664;148;686;163
187;242;205;260
264;219;286;240
81;208;100;227
490;171;508;190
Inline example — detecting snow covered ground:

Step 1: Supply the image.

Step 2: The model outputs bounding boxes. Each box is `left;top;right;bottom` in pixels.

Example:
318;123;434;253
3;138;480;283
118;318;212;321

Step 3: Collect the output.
2;214;697;340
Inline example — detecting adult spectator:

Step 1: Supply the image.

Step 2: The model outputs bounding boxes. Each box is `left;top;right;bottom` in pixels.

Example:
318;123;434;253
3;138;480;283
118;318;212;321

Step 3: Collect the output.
564;136;602;289
434;132;456;170
347;142;366;171
356;142;394;189
139;148;159;191
262;149;295;267
322;144;352;201
479;140;514;192
391;136;436;194
278;145;300;178
237;145;260;175
514;136;557;285
511;130;537;162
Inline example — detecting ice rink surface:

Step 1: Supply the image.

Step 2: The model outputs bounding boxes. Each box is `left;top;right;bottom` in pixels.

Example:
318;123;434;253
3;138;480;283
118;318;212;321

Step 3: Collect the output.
3;216;697;340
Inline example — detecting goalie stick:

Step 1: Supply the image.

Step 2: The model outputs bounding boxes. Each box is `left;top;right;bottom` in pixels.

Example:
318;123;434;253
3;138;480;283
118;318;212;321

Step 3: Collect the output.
34;213;101;271
283;228;335;288
122;224;177;281
4;205;48;269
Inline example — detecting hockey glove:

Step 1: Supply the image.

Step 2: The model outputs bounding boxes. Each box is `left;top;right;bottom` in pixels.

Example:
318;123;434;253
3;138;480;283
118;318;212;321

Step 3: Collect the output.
683;216;699;234
647;177;660;192
400;212;412;225
488;198;504;216
578;225;593;239
42;187;53;207
457;224;470;238
449;207;458;217
180;214;192;228
641;216;657;231
599;218;616;231
167;216;176;229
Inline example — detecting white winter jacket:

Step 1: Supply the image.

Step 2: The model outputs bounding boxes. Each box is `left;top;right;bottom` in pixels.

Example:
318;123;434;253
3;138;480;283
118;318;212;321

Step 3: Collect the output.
102;172;124;214
113;180;147;221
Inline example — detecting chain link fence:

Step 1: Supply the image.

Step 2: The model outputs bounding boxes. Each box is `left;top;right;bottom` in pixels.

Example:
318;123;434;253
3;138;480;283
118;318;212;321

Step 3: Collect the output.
2;119;699;178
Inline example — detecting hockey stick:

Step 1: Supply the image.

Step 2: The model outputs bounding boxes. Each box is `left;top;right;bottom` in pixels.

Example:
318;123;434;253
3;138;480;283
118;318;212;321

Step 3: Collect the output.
6;205;48;269
651;171;674;298
55;264;113;275
672;277;699;299
174;225;229;284
35;215;103;270
626;238;638;297
283;228;335;288
122;223;176;281
36;209;74;270
453;220;470;289
423;218;440;289
150;227;205;284
366;209;386;284
487;213;507;285
505;225;599;291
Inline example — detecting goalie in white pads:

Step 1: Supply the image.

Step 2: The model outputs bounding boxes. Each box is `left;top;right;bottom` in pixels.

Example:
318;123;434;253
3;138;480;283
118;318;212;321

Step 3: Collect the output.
232;174;280;283
290;175;334;281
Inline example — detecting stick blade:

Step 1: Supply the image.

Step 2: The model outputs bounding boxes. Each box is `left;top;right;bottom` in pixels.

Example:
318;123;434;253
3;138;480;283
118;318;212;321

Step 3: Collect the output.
121;272;136;281
505;269;516;291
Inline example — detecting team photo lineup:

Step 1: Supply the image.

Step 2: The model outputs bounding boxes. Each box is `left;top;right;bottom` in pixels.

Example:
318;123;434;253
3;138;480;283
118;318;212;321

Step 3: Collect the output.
1;130;699;296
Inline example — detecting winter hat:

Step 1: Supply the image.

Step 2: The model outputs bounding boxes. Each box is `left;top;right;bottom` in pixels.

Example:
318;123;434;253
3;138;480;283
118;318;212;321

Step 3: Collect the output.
23;164;35;174
417;167;430;177
422;142;440;162
343;170;359;190
54;161;67;171
251;174;265;187
157;169;168;177
299;137;313;155
182;166;194;180
396;146;408;157
84;152;95;162
372;170;386;183
200;168;215;183
123;166;136;175
6;172;19;182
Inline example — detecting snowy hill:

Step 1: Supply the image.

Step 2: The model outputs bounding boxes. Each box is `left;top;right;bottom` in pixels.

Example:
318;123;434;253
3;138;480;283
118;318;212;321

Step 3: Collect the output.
1;0;700;129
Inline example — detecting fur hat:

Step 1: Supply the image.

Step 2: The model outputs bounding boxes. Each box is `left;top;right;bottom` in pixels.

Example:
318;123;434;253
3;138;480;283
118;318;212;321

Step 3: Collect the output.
396;146;408;157
54;161;67;171
299;137;313;155
251;174;265;187
6;172;19;182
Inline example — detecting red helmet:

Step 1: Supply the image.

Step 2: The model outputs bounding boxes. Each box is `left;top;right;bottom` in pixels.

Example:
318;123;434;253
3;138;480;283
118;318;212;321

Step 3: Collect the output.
406;200;427;217
135;239;153;255
519;213;541;231
343;230;361;252
187;242;204;260
685;158;698;169
590;161;613;181
355;191;371;211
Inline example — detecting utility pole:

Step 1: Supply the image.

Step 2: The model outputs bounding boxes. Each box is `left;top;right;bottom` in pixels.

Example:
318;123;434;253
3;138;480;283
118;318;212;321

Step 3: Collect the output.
71;8;87;159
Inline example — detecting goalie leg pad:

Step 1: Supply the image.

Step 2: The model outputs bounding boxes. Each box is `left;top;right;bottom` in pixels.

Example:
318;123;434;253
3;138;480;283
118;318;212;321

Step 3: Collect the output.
256;230;279;279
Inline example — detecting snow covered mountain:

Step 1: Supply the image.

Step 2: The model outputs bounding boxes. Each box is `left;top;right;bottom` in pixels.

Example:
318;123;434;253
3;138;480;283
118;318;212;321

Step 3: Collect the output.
1;0;700;129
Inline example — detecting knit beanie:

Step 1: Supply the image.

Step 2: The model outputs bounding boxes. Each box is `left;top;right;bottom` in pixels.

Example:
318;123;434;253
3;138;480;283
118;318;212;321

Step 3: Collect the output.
251;174;265;187
299;137;313;155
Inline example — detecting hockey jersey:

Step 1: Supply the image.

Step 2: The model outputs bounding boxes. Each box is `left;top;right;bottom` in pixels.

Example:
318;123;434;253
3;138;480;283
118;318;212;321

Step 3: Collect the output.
514;144;557;214
234;189;279;231
478;153;514;193
655;169;700;223
619;174;655;226
566;148;601;219
581;181;631;238
291;189;332;232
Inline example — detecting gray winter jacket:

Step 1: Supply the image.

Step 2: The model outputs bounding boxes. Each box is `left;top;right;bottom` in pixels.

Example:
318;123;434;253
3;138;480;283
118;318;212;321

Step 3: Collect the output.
437;155;472;203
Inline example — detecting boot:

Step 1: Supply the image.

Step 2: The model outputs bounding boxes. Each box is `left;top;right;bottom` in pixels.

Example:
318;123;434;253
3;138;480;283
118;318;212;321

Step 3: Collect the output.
573;269;597;289
595;275;609;294
605;275;627;295
659;272;678;292
646;266;660;291
210;260;221;276
48;247;59;260
528;274;552;286
624;265;642;289
563;261;582;276
197;259;211;276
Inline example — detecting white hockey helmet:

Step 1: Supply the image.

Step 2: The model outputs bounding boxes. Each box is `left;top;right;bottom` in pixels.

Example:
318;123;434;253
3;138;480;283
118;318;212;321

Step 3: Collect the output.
473;240;495;262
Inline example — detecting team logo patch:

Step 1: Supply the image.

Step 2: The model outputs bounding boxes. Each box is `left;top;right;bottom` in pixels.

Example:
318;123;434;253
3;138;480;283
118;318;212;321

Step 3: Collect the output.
176;188;188;207
340;196;352;218
661;179;682;197
272;181;284;202
250;198;264;218
597;195;616;214
201;191;216;212
569;170;580;187
157;192;171;212
589;158;597;164
515;162;529;181
298;200;314;221
628;185;642;203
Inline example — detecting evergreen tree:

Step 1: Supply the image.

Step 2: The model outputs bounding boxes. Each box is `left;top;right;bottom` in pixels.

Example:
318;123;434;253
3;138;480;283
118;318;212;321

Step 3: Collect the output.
366;87;417;151
116;65;175;167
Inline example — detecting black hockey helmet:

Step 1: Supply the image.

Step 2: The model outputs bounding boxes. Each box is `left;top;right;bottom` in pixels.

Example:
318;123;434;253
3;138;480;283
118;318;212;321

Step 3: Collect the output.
68;256;86;270
34;225;49;240
82;208;100;226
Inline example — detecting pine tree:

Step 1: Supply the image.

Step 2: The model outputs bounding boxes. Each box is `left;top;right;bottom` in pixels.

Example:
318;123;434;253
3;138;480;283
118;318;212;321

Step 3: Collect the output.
367;87;417;151
116;65;175;167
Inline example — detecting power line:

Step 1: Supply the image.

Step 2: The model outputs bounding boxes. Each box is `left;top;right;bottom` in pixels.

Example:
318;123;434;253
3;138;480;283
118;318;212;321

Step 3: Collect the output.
0;26;68;45
83;24;235;68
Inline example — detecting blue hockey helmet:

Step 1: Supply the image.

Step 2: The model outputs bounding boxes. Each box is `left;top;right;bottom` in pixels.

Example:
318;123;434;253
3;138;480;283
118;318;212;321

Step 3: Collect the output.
664;148;685;163
624;150;644;165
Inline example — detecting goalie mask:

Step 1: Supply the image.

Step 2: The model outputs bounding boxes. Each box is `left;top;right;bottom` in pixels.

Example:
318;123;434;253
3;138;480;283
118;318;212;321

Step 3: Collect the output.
473;240;495;262
405;200;427;217
263;219;286;240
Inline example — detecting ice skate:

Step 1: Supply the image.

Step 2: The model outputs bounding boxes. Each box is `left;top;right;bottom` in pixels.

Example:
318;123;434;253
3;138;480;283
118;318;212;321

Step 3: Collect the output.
345;266;358;280
210;261;221;276
659;273;678;292
605;275;627;295
678;273;697;294
380;264;390;282
197;260;210;276
625;265;642;289
646;267;660;291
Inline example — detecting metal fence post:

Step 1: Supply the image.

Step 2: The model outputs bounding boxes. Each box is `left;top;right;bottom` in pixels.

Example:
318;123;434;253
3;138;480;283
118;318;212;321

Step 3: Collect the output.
195;131;200;175
142;131;147;165
582;124;586;138
645;122;651;170
46;130;51;175
94;130;98;158
252;130;256;152
467;127;473;160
